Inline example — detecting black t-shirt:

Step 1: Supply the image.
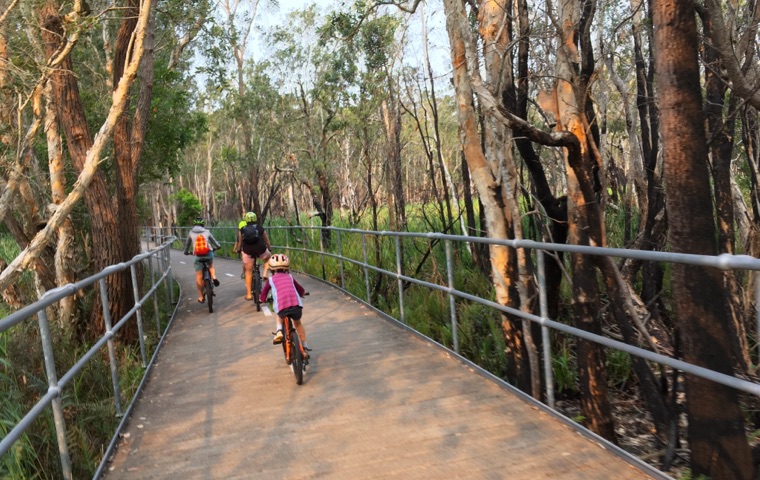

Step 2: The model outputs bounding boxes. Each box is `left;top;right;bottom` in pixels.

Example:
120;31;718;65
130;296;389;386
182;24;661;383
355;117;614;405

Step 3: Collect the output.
240;223;266;257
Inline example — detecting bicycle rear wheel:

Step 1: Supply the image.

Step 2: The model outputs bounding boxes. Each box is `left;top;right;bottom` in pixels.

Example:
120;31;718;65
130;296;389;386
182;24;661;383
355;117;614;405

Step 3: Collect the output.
291;330;304;385
204;275;214;313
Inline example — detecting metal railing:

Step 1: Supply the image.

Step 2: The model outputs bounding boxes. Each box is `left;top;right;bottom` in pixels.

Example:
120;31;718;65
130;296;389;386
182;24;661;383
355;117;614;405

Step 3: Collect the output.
145;224;760;403
0;238;178;480
144;224;760;413
176;224;760;410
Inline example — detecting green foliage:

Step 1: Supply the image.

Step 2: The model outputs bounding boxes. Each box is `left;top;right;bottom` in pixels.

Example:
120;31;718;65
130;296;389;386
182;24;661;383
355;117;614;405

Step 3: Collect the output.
172;188;203;226
0;235;35;306
142;65;208;182
605;349;633;389
553;339;578;395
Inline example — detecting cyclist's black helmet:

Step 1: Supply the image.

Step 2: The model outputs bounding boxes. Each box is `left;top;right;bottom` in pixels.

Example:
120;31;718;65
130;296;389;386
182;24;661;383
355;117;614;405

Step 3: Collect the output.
193;217;205;226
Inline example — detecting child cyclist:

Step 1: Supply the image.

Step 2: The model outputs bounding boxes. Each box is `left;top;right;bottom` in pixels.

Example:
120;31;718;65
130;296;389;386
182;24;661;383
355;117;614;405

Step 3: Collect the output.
259;254;310;353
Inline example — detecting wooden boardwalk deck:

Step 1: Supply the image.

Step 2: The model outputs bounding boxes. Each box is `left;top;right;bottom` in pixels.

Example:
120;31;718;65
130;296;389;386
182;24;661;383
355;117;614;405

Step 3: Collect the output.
104;250;663;479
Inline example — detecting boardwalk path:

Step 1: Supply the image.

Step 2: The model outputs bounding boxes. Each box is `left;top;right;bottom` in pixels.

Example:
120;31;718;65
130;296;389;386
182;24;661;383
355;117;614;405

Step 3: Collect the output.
104;249;660;479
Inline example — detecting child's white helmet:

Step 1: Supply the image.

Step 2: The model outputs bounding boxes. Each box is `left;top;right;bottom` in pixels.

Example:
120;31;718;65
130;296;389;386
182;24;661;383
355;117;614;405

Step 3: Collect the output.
268;253;290;271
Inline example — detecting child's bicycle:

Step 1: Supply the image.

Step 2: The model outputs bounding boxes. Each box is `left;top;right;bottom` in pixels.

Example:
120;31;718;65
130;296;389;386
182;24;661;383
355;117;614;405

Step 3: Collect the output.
270;293;309;385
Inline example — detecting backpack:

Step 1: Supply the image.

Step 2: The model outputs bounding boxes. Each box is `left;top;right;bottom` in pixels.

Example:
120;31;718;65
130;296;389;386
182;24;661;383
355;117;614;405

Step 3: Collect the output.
241;224;260;245
194;234;211;255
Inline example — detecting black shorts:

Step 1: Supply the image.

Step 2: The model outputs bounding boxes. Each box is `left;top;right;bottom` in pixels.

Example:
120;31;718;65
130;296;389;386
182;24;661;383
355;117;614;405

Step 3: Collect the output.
278;306;302;320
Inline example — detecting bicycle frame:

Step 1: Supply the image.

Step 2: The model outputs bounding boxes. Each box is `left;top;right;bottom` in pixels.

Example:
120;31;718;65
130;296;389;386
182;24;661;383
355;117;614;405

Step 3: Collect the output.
199;258;214;313
281;315;307;385
252;258;262;311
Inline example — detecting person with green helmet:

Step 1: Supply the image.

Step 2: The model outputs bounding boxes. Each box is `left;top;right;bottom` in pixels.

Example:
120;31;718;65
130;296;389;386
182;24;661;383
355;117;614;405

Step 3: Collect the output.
233;211;272;300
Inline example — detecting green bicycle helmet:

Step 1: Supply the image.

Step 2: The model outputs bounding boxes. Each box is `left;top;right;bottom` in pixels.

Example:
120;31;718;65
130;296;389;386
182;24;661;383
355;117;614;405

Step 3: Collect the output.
193;217;205;226
244;211;257;224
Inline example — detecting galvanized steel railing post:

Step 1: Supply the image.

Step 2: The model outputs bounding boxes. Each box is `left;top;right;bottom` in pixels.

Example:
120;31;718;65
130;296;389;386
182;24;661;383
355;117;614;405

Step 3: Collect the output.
99;278;124;416
131;265;148;367
445;240;459;354
165;246;175;305
337;230;345;289
396;235;405;324
149;254;160;334
301;227;307;270
319;228;326;280
363;233;371;303
36;309;73;480
537;250;555;408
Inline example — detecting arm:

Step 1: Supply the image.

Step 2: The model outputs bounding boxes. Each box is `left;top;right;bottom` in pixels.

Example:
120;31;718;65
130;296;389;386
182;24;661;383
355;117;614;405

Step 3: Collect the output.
209;233;221;250
293;279;306;297
262;230;271;250
259;280;271;303
183;235;192;255
233;230;242;253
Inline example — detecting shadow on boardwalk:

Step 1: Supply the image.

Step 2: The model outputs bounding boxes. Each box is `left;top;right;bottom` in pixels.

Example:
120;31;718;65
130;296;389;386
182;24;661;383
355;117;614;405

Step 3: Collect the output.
104;249;660;479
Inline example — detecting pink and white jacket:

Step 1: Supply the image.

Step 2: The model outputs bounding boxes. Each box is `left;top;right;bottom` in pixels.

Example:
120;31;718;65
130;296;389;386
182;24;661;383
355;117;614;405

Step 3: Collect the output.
260;272;305;313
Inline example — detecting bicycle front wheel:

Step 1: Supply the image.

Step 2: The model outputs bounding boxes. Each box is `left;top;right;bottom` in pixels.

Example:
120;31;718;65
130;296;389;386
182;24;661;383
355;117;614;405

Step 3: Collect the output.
253;267;262;312
204;276;214;313
291;330;304;385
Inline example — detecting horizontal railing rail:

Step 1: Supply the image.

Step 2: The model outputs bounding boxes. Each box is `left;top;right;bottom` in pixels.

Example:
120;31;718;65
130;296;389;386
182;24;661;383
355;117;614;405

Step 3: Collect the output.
0;238;179;480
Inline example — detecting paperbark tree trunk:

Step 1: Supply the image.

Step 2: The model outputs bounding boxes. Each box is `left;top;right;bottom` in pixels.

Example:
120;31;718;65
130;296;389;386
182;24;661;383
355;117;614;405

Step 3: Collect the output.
45;82;77;324
40;2;122;336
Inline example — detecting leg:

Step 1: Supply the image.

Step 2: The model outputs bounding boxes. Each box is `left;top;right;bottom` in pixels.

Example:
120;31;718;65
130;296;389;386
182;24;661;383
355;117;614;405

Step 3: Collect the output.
242;252;254;299
209;264;219;285
244;262;254;300
195;271;204;301
273;315;284;344
294;319;307;346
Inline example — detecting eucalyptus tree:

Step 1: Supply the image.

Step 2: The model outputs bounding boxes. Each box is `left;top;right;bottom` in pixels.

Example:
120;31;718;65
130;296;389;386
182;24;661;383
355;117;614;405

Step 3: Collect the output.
653;3;754;477
199;0;280;221
0;0;153;338
267;5;359;244
0;0;204;338
176;62;280;222
437;0;680;444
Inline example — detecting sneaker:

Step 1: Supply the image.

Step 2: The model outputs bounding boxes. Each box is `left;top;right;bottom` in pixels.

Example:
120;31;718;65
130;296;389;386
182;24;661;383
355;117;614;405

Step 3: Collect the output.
273;330;283;344
213;278;220;287
240;272;245;279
